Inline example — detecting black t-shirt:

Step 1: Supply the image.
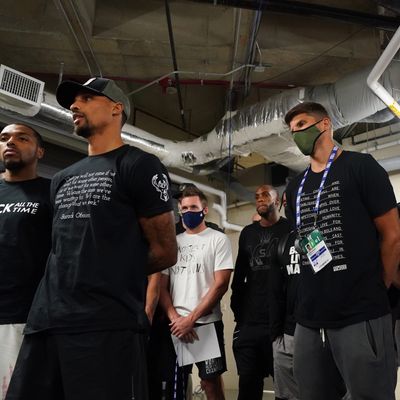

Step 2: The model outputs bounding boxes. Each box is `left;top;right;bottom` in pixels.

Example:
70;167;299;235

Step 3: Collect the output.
286;151;396;329
230;217;291;326
25;145;173;334
269;230;300;340
0;177;51;324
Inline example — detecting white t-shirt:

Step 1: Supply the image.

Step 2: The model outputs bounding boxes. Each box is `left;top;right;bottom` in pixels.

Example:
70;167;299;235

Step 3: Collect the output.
162;227;234;323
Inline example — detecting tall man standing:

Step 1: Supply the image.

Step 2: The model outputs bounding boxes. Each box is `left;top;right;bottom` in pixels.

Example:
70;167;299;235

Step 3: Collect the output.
160;186;233;400
231;184;291;400
285;101;400;400
6;78;177;400
0;123;51;399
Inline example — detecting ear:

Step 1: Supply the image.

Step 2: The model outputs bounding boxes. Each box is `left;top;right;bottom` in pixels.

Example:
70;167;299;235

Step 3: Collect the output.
322;117;331;130
203;206;209;215
112;102;123;117
36;147;44;160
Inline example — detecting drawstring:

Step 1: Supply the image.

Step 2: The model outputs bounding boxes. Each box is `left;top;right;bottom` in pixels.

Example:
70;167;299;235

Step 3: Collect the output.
173;359;178;400
320;328;326;347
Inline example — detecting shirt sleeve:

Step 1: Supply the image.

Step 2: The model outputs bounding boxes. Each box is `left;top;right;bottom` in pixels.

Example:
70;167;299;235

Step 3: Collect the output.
269;235;288;341
354;153;397;218
230;229;249;323
285;179;298;230
214;233;234;271
123;152;174;218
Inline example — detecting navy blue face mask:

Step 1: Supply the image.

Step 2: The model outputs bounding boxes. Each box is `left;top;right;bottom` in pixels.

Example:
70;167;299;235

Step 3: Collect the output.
181;210;205;229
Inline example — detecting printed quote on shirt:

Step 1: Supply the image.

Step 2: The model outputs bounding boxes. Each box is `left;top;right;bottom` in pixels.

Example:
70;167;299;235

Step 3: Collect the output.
55;170;115;220
300;180;347;272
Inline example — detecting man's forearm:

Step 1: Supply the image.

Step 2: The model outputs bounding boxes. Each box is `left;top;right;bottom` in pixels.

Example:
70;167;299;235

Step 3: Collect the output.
188;276;230;324
147;243;177;274
381;238;400;287
159;286;180;321
145;273;161;323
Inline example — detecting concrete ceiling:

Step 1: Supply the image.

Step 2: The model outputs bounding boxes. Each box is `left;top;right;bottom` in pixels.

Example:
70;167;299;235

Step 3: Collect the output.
0;0;399;188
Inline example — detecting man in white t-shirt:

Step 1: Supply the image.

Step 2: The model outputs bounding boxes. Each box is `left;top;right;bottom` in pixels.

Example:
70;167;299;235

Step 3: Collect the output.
160;186;233;400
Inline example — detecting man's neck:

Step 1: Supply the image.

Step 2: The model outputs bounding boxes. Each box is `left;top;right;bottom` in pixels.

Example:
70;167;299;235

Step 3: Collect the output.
310;139;341;173
259;212;280;227
3;167;38;182
87;128;125;156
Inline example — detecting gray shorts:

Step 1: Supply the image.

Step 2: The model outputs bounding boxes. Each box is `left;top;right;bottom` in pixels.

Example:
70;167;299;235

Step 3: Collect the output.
272;334;299;400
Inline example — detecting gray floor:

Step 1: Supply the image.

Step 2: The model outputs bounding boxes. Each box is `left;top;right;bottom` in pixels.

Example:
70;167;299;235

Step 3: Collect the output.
190;388;274;399
224;390;274;399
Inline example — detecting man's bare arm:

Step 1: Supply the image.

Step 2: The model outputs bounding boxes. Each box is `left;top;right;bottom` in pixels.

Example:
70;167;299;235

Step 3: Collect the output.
145;273;161;324
374;207;400;288
159;274;198;342
139;211;177;274
159;274;180;322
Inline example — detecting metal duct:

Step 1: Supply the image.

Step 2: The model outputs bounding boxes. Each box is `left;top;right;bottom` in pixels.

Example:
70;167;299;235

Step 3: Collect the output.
0;62;399;174
163;60;400;173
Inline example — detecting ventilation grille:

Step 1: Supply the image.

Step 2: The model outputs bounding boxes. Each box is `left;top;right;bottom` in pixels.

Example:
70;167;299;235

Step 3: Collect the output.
0;65;44;106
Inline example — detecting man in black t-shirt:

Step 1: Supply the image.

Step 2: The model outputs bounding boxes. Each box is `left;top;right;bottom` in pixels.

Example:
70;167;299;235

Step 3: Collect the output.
231;184;291;400
6;79;177;400
285;102;400;400
0;123;51;400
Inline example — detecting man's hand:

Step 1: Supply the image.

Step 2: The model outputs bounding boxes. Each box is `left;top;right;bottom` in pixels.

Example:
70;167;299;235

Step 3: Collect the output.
170;315;198;341
179;330;199;344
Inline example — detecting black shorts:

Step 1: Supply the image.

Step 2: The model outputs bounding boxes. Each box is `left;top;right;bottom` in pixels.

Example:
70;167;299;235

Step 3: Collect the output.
161;321;226;379
232;324;274;377
6;330;148;400
184;320;227;380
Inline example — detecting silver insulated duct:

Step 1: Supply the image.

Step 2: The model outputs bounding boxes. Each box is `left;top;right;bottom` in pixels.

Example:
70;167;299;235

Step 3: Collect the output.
0;61;399;174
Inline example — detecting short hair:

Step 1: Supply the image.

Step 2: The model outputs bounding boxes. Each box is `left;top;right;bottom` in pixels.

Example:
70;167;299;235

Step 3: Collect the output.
181;186;208;208
284;102;329;126
12;123;44;148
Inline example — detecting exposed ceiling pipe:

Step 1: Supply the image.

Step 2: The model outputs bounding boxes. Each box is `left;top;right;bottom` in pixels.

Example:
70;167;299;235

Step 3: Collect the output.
164;0;186;130
169;173;243;232
26;71;298;90
191;0;400;31
229;8;242;91
52;0;102;77
367;24;400;118
241;8;263;97
126;64;262;96
374;0;400;15
378;156;400;172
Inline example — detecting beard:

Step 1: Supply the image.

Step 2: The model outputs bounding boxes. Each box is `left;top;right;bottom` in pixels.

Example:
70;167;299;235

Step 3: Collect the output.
74;118;93;138
3;158;24;171
257;203;275;219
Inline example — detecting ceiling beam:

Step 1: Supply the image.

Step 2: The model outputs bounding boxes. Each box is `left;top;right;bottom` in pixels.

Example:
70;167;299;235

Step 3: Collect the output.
190;0;400;31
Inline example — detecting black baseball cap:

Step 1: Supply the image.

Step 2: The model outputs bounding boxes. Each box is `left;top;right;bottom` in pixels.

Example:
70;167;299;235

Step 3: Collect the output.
172;183;198;199
56;77;131;121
